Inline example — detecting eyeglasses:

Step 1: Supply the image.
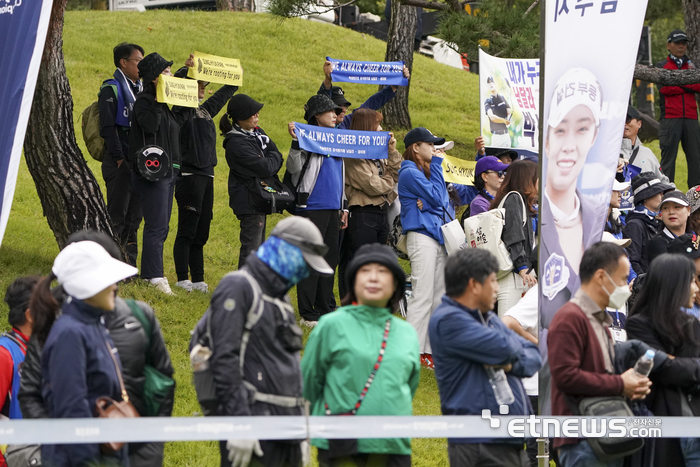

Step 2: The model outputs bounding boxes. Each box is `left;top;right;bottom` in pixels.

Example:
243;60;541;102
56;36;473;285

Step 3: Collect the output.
486;170;506;178
124;57;142;63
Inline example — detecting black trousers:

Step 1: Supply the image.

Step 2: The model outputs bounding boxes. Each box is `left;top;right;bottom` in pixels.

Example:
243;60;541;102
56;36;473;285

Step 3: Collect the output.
659;117;700;186
447;442;528;467
218;440;301;467
296;209;340;321
317;449;410;467
173;175;214;282
129;441;164;467
338;208;390;298
237;214;267;269
132;170;176;280
102;158;142;266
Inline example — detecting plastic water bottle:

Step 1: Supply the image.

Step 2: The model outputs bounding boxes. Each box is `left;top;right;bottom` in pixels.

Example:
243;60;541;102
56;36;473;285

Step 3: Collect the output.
633;349;655;377
485;367;515;405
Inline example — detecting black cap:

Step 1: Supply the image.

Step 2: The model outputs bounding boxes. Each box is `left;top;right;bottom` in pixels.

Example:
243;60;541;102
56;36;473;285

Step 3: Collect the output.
668;29;688;43
484;147;519;163
627;105;641;121
486;76;494;83
631;172;674;204
659;190;690;208
303;94;342;123
668;233;700;260
320;86;352;108
226;94;264;123
403;127;445;147
138;53;174;84
345;243;406;298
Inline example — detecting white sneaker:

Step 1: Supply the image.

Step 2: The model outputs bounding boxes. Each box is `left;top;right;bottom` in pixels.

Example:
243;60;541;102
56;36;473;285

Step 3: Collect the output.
175;280;193;292
150;277;175;295
192;281;209;293
299;318;318;329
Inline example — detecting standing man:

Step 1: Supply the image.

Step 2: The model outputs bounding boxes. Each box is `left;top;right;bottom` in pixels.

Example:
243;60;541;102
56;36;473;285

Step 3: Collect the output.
484;76;512;148
655;29;700;187
549;242;652;466
620;106;671;184
99;42;145;266
429;249;541;467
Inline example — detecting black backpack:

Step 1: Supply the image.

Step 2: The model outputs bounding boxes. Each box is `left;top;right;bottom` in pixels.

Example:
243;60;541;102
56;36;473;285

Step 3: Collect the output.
281;155;312;215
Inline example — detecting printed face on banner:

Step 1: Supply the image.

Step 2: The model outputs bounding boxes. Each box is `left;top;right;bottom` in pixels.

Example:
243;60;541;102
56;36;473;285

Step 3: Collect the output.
478;49;540;153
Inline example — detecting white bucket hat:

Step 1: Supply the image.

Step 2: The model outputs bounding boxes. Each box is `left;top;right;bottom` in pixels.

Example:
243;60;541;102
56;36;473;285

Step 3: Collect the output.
52;241;138;299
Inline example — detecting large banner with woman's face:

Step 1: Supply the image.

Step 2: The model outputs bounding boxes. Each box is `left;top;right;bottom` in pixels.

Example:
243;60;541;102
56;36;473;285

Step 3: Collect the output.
538;0;649;414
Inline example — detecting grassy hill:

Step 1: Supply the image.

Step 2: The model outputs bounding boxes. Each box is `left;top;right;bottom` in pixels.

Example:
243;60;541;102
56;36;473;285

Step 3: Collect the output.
1;10;490;466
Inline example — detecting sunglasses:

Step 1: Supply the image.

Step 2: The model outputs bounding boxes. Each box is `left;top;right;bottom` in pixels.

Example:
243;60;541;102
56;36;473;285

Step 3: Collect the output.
486;170;506;178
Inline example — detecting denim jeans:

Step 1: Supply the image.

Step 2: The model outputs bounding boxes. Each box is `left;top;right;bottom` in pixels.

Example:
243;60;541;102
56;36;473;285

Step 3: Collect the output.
681;438;700;467
558;441;623;467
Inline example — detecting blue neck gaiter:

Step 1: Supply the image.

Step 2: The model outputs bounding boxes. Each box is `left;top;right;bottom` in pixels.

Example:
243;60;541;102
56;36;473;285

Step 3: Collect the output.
256;236;310;287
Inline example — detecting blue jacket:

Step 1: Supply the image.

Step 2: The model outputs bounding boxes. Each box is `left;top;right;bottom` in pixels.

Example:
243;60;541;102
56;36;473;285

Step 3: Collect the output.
41;297;127;467
429;296;541;444
317;84;396;130
398;156;449;243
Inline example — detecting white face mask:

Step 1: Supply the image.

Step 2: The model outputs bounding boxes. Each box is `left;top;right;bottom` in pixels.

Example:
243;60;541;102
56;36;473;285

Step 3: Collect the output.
603;271;631;310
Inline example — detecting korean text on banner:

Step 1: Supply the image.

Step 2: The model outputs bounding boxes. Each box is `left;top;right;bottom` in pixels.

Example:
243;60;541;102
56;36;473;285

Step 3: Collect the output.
156;75;199;108
327;57;408;86
538;0;650;416
479;49;540;153
187;51;242;86
442;155;476;186
294;122;389;159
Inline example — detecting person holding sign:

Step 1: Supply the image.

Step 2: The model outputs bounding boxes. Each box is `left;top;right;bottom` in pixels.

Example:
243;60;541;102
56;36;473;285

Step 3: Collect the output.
172;62;239;293
287;94;345;327
398;127;450;369
342;109;402;298
319;60;410;129
128;53;194;295
221;94;284;269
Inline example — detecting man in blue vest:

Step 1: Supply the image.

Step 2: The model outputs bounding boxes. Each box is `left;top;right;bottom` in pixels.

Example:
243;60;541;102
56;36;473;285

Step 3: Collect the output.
99;42;145;267
0;276;38;420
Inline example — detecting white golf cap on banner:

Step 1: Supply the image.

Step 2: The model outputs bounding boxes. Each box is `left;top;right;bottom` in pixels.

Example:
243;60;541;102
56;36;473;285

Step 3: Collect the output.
52;241;138;300
548;67;603;128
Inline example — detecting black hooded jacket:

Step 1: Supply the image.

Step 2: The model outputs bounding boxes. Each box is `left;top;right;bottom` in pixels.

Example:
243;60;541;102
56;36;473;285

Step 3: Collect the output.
223;126;283;216
623;210;661;276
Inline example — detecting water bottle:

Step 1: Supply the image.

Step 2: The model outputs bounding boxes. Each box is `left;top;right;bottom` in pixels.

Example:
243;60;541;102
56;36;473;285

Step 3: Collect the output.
633;349;655;377
485;367;515;405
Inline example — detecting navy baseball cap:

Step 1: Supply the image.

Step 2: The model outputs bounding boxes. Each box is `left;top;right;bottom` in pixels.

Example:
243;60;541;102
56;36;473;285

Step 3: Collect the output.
668;29;688;43
475;156;509;177
403;127;445;147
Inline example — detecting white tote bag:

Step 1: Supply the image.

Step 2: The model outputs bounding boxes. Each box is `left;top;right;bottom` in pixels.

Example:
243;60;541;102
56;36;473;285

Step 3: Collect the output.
462;191;526;278
441;216;468;256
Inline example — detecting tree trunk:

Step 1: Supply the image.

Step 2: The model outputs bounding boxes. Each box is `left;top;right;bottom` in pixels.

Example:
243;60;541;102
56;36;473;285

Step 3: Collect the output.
381;0;417;130
216;0;234;10
23;0;115;250
683;0;700;67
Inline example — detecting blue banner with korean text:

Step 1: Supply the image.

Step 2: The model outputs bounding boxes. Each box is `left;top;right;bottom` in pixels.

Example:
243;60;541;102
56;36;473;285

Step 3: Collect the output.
327;57;408;86
0;0;53;247
538;0;649;416
294;123;390;159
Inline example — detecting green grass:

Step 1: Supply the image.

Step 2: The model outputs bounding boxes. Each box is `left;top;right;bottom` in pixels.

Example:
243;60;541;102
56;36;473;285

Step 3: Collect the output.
0;10;490;466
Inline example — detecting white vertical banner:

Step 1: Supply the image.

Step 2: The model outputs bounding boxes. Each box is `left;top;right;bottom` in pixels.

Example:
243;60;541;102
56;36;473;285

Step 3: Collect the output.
538;0;649;413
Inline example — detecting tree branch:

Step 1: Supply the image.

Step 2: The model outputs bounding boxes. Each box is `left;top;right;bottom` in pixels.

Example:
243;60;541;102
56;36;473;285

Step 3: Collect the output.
399;0;451;11
523;0;539;16
633;64;700;86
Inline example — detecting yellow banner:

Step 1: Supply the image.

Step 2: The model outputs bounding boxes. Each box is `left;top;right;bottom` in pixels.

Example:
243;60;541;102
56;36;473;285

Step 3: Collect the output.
442;155;476;186
187;51;243;86
156;75;199;108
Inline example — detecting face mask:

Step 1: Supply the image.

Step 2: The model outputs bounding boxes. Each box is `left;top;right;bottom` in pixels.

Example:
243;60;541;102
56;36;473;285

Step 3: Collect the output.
256;236;310;288
603;271;631;310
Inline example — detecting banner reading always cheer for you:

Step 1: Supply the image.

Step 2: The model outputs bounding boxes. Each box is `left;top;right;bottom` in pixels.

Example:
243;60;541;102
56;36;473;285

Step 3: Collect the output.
187;51;243;86
538;0;650;415
327;57;408;86
156;75;199;108
479;49;540;153
294;123;390;159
